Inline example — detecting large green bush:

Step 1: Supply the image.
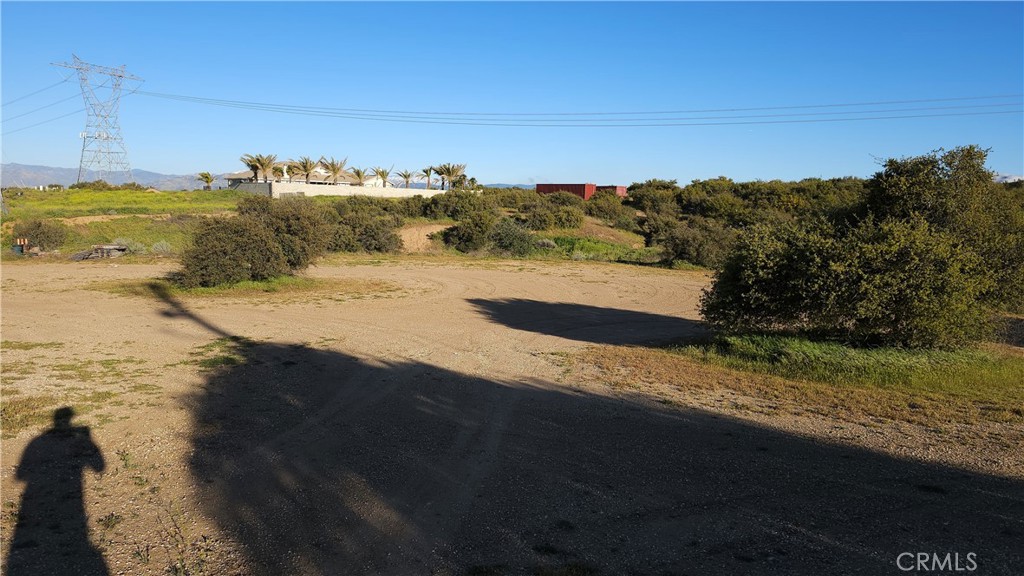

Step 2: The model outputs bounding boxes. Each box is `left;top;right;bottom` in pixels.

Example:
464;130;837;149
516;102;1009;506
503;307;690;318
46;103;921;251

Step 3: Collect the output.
699;146;1019;348
327;208;404;254
662;217;736;268
238;196;331;270
489;218;535;256
12;219;69;250
585;190;635;227
482;187;541;209
180;217;289;287
520;203;557;230
701;218;994;348
443;210;498;252
864;146;1024;312
427;190;494;220
356;219;403;252
544;191;585;208
553;206;585;229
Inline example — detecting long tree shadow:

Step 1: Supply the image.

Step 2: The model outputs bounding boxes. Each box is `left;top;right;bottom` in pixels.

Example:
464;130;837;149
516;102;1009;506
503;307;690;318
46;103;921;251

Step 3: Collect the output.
149;288;1024;575
466;298;706;345
3;408;108;576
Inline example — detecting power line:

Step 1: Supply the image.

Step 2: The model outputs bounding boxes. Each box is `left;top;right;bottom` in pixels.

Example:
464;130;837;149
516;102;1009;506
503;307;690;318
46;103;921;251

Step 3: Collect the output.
2;79;68;106
2;93;82;123
135;90;1022;127
136;90;1023;117
137;93;1023;123
2;108;86;136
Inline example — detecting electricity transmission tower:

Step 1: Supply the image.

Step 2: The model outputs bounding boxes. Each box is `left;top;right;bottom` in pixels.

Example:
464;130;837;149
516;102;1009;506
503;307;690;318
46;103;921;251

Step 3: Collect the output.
52;55;142;184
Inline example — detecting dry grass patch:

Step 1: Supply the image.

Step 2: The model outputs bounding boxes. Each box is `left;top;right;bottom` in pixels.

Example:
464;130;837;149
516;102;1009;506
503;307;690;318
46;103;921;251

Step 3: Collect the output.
1;341;64;351
1;395;59;438
574;340;1024;427
87;275;402;302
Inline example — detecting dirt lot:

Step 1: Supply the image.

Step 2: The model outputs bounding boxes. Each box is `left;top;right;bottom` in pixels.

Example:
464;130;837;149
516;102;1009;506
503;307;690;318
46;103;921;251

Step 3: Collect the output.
1;259;1021;575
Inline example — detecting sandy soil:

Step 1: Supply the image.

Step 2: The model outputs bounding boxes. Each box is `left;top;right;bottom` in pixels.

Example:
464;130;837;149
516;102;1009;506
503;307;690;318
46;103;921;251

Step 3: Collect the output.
399;224;449;253
1;259;1021;575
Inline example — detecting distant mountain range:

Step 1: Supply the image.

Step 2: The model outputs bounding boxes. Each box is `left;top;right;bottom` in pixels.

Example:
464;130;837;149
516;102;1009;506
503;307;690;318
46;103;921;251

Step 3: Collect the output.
0;163;222;191
0;163;538;191
994;173;1024;184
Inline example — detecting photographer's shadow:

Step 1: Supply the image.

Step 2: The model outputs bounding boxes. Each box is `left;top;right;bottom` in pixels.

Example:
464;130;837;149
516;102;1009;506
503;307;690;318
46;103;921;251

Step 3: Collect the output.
4;407;108;576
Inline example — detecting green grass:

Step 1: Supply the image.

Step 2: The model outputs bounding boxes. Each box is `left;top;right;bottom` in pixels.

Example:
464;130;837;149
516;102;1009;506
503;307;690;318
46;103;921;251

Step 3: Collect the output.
187;336;253;372
578;334;1024;426
676;335;1024;393
93;275;351;299
1;340;64;351
60;215;199;254
543;236;661;263
3;188;246;220
0;395;58;438
671;334;1024;421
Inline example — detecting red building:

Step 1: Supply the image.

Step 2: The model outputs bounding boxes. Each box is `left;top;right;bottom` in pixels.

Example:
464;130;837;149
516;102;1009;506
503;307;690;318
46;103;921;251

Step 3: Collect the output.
536;183;627;201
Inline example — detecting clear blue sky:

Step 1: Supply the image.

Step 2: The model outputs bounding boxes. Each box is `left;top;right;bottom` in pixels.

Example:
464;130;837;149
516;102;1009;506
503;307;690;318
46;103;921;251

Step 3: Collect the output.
2;1;1022;185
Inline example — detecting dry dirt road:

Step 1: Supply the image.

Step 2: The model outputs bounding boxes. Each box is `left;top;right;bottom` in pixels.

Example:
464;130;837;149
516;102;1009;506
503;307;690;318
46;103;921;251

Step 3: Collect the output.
1;259;1021;575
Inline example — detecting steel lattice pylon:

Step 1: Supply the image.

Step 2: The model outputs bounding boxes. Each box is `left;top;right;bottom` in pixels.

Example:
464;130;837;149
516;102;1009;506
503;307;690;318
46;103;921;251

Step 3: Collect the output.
52;55;142;184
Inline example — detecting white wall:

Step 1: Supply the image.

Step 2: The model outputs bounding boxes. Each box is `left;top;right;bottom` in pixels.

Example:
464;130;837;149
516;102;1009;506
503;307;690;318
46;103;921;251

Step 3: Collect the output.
269;181;446;198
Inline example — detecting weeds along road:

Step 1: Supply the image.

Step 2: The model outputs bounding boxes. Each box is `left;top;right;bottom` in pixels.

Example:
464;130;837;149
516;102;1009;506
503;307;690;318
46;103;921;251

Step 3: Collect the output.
1;260;1021;575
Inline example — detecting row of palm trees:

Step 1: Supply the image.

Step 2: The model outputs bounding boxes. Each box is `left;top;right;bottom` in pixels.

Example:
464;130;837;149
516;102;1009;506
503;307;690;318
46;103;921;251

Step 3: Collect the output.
234;154;471;190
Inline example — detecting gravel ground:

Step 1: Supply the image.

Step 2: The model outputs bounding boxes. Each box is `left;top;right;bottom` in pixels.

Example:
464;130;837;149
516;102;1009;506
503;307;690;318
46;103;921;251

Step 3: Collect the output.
1;259;1021;575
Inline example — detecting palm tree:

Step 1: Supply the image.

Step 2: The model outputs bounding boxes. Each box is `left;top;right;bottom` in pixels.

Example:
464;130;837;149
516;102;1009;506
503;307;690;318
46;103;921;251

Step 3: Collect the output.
197;171;215;191
320;156;349;185
435;163;463;191
450;163;467;190
245;154;276;183
433;164;449;191
259;155;278;183
395;170;416;189
240;154;260;182
273;165;285;182
372;166;392;188
350;167;370;186
420;166;433;191
292;156;319;184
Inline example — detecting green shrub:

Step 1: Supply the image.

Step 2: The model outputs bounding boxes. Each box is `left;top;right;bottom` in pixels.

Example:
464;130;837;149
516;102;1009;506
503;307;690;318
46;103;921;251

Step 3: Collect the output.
585;191;636;230
12;219;69;250
238;196;331;270
443;210;498;252
638;213;679;246
700;218;995;348
180;217;289;287
626;181;680;216
327;210;404;253
427;190;494;220
864;146;1024;313
489;218;534;256
586;190;626;217
481;187;540;209
397;195;429;218
839;218;994;348
151;240;173;255
327;224;360;252
356;219;403;252
334;195;401;218
544;191;585;207
112;237;147;254
553;206;585;229
661;217;736;268
520;203;557;230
